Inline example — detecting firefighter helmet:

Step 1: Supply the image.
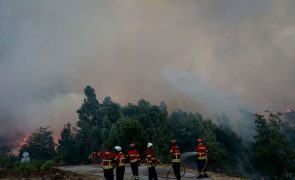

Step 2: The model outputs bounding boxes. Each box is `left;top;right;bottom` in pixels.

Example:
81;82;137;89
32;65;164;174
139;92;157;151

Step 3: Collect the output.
115;146;122;151
147;142;153;148
197;138;203;143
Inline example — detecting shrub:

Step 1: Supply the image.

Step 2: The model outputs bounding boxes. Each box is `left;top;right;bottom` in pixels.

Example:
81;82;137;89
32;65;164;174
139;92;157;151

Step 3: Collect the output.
41;160;55;171
14;162;38;176
0;156;17;169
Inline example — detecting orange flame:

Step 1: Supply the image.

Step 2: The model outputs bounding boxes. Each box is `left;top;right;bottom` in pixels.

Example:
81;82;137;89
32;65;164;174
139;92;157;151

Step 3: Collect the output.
21;133;29;146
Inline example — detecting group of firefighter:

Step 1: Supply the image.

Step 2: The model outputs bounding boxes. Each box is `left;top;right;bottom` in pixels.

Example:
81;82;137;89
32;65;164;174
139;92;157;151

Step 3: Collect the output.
89;137;208;180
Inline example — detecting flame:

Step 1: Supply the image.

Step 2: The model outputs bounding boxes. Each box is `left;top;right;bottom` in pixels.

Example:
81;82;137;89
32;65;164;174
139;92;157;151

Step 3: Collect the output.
21;133;29;146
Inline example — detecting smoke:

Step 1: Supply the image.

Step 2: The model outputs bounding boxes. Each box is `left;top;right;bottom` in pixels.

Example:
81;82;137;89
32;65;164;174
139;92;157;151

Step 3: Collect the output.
1;0;295;147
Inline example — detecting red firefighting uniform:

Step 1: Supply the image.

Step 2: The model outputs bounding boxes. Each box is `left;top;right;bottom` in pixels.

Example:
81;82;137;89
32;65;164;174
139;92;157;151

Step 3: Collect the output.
169;144;181;180
195;143;208;177
146;148;158;180
114;151;125;180
127;149;140;180
98;149;116;180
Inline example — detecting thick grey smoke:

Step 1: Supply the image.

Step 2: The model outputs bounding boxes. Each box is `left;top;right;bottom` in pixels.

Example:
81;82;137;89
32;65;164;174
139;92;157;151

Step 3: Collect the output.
1;0;295;146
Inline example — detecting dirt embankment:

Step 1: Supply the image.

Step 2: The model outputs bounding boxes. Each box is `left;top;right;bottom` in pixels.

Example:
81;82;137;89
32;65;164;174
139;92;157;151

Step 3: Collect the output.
0;168;84;180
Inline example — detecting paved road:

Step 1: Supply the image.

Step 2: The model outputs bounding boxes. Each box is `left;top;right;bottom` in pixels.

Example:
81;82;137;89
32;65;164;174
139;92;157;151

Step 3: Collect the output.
58;164;242;180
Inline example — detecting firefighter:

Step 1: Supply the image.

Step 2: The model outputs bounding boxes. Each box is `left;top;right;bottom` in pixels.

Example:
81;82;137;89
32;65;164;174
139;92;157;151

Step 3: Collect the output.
114;146;125;180
169;137;181;180
195;138;208;178
97;145;116;180
146;143;158;180
127;143;140;180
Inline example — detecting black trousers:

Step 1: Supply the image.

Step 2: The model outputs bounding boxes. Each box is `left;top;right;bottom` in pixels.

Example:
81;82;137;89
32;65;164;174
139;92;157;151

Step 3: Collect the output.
172;162;181;180
197;159;207;175
131;162;139;179
116;166;125;180
103;168;114;180
148;166;158;180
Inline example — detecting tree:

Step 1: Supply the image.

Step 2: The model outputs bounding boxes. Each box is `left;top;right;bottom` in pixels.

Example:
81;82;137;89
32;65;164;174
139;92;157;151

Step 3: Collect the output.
215;125;242;174
153;102;171;162
201;120;226;172
168;110;202;151
19;127;55;161
100;116;112;148
108;117;145;155
77;85;100;127
252;111;295;179
57;123;82;164
76;85;101;153
102;96;121;124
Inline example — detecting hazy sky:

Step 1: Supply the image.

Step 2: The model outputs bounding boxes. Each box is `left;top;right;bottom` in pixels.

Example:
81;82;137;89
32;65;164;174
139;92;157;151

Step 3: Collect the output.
1;0;295;145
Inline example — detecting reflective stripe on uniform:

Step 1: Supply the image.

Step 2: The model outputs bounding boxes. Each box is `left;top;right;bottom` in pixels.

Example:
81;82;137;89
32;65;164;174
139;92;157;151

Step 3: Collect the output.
103;159;113;169
118;157;125;167
198;156;207;160
197;153;207;160
172;159;181;162
103;165;113;169
102;159;113;169
172;152;181;162
130;159;138;163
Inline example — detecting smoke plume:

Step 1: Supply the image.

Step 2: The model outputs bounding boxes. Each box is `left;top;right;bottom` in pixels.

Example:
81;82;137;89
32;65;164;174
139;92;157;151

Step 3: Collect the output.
1;0;295;147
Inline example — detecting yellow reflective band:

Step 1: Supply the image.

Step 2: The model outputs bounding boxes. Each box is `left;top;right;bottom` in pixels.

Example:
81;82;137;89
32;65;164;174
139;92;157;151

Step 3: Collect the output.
130;159;138;163
198;156;207;160
147;164;156;167
118;163;124;167
103;165;113;169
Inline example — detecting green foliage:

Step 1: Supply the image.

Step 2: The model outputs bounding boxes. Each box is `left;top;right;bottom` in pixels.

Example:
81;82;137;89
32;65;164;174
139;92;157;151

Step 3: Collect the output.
284;125;295;149
108;117;145;153
0;155;16;169
168;111;243;174
60;86;245;175
252;111;295;179
215;125;243;174
19;127;56;161
74;88;172;163
76;85;101;153
100;116;112;148
41;160;55;171
168;110;202;151
57;123;85;164
201;120;227;171
14;160;40;176
102;96;122;123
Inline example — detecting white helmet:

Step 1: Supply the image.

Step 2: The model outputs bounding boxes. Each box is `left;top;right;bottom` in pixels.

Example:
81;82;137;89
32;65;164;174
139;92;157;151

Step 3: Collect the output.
115;146;122;151
147;142;153;148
